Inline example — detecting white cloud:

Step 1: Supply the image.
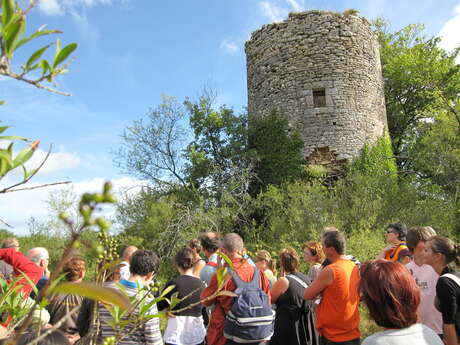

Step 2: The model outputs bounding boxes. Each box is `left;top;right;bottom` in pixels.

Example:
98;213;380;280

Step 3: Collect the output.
258;0;307;23
38;0;63;15
286;0;305;12
439;3;460;59
220;40;239;54
0;176;147;235
259;1;287;22
38;0;119;16
23;149;81;176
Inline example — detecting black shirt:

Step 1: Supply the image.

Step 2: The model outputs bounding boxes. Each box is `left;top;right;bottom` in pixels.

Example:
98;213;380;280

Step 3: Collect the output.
436;266;460;338
157;275;205;317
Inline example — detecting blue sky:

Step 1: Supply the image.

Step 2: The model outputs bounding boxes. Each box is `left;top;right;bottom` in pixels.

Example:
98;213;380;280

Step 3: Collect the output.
1;0;460;234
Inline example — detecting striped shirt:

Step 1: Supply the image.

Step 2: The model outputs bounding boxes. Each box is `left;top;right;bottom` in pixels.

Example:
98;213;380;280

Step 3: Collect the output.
98;280;163;345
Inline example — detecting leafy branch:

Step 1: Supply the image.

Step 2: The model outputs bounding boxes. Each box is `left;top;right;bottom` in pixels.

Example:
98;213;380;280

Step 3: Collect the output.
0;0;77;100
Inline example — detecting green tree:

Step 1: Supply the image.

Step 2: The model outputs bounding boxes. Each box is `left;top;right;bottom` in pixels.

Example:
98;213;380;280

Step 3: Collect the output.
375;20;460;170
248;110;305;196
409;112;460;199
184;90;250;197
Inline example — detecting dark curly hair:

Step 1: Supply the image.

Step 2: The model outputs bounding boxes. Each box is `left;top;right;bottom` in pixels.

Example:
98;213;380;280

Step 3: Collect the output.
130;250;160;276
200;236;220;253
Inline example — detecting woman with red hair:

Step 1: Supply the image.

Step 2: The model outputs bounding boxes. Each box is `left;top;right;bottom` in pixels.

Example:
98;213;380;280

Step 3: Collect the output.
360;260;442;345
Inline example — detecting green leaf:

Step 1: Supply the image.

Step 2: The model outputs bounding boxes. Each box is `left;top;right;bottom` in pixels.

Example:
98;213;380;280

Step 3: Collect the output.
0;100;4;105
216;267;228;288
24;44;51;71
15;30;61;51
38;60;51;76
54;38;62;62
24;167;38;179
168;291;180;309
0;150;13;166
4;16;25;57
53;42;77;68
160;284;175;298
0;135;28;141
0;126;10;135
2;0;15;27
12;145;34;168
0;159;10;177
42;273;66;295
50;282;132;310
7;142;13;156
217;252;234;269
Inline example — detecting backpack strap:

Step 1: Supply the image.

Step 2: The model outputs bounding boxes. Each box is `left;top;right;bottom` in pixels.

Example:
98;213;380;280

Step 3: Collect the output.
250;267;260;287
228;268;260;290
441;273;460;287
286;274;308;289
206;261;218;268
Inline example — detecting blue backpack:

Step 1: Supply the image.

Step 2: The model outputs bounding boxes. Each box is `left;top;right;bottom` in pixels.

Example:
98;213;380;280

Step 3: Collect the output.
223;268;275;343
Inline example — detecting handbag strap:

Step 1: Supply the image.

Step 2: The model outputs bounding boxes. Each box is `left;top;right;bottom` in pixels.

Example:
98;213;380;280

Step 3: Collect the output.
287;274;308;289
441;273;460;287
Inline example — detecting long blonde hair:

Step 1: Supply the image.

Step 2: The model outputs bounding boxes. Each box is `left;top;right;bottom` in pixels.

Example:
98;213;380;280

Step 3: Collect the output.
254;250;277;276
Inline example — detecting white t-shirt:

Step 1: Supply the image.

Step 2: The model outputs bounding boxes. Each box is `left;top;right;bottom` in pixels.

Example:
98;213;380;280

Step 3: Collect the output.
362;323;443;345
406;261;443;334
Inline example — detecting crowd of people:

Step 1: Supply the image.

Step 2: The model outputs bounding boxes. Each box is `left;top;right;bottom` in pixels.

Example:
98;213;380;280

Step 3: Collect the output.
0;222;458;345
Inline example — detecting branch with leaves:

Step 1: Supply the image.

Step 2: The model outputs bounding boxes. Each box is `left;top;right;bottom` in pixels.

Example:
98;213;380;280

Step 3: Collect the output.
0;0;77;101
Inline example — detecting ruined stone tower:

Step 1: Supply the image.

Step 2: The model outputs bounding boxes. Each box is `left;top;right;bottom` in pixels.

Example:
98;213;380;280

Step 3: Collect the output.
245;10;387;168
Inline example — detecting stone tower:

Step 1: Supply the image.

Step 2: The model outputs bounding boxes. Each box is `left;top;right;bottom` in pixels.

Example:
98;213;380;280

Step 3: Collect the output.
245;10;387;168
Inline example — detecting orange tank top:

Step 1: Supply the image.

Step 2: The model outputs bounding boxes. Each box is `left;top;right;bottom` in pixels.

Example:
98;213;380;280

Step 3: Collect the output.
384;242;409;261
316;258;360;342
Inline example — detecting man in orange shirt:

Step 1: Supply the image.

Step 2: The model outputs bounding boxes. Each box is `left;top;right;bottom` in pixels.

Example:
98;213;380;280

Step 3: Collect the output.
201;233;271;345
304;228;360;345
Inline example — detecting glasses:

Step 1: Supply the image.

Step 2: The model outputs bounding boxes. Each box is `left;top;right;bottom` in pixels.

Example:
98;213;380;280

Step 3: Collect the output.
386;230;395;234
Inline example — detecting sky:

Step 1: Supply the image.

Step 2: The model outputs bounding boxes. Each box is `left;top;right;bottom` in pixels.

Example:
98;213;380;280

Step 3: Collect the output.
1;0;460;235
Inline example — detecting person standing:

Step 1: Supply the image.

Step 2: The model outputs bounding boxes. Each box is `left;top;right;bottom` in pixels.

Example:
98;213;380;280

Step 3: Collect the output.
378;222;410;262
99;249;163;345
271;248;317;345
47;257;86;344
360;260;443;345
200;233;271;345
157;247;206;345
303;228;360;345
27;247;50;299
253;250;277;286
303;241;325;284
0;238;20;280
405;226;443;337
199;235;220;285
423;236;460;345
187;239;206;277
0;245;42;297
119;245;138;281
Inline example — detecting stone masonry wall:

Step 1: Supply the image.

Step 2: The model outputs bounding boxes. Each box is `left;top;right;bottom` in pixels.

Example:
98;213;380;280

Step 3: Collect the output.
245;10;388;164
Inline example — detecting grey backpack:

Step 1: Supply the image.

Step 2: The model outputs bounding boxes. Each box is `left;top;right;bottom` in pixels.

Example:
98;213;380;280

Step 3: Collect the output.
223;268;275;343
